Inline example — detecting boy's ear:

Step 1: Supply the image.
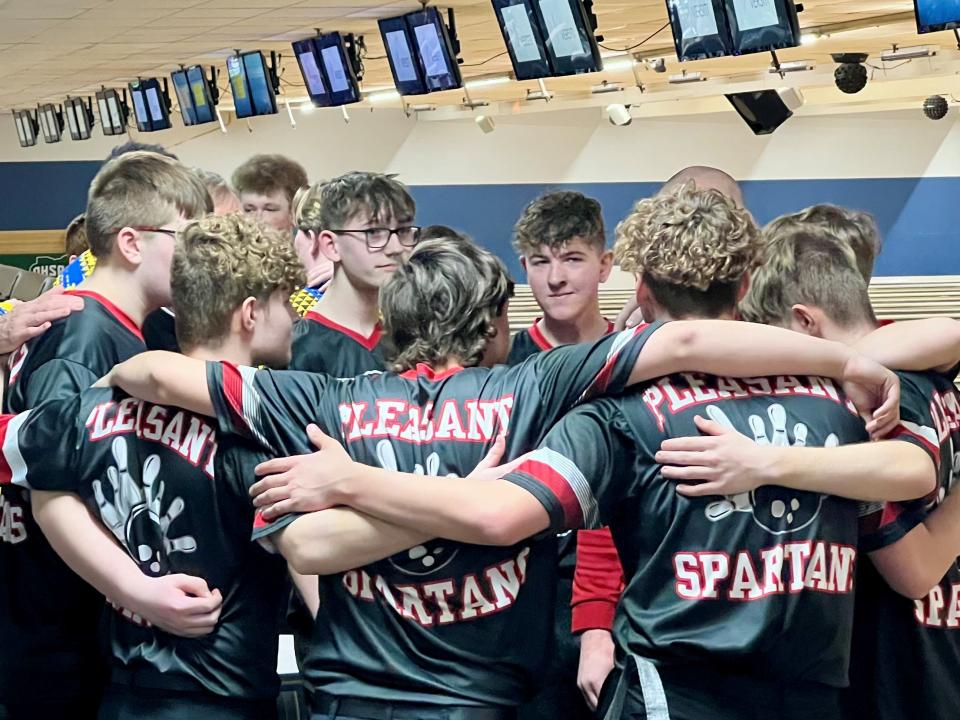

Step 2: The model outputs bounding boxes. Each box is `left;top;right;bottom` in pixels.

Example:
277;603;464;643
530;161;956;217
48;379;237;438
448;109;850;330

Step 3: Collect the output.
238;296;258;332
115;227;143;266
318;230;341;263
598;249;614;283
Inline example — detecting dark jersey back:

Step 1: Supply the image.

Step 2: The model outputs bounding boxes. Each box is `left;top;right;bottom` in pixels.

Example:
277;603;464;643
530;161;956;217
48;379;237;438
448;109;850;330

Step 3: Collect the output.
143;308;180;353
0;387;287;699
0;291;145;703
505;319;614;580
847;369;960;720
205;323;659;706
506;372;869;689
290;311;384;376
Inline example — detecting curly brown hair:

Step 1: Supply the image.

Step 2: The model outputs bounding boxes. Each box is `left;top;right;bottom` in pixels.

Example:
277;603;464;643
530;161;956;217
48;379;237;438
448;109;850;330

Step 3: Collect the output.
513;190;605;256
171;213;305;350
380;236;514;371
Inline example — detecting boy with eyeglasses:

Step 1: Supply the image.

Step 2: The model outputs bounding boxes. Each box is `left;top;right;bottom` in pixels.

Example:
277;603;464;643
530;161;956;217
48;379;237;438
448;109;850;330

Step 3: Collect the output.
289;173;420;377
0;152;215;719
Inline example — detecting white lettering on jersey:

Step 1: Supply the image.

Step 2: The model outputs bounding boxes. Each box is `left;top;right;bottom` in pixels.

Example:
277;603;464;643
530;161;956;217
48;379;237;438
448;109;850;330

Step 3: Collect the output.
0;497;26;544
84;399;218;479
673;541;856;601
642;374;853;432
914;581;960;629
339;396;514;444
339;547;532;627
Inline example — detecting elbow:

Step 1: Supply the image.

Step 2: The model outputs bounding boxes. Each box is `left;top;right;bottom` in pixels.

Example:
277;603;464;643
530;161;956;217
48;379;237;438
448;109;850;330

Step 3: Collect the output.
473;507;530;547
886;571;939;601
900;456;938;502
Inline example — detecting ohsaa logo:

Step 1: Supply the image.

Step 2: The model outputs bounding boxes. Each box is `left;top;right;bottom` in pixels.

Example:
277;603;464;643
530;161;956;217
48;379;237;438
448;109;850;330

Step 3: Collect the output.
29;254;68;278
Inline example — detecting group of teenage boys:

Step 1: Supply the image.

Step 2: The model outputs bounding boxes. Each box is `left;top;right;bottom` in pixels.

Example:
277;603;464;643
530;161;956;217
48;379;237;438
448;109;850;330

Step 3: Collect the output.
0;145;955;720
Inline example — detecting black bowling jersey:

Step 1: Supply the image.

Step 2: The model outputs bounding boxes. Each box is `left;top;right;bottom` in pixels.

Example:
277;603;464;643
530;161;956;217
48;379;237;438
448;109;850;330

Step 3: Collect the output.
506;372;873;697
0;387;287;700
0;290;146;704
290;311;384;377
847;369;960;720
204;322;659;706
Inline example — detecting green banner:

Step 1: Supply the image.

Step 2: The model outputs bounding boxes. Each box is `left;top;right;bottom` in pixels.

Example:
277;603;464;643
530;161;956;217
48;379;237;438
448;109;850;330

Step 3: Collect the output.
0;253;70;278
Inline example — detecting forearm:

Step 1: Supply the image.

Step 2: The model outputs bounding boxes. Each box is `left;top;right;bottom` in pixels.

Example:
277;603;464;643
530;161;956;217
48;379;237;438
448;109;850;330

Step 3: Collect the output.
275;507;434;574
765;442;935;501
336;468;550;546
871;491;960;598
32;491;149;607
288;566;320;617
632;320;854;385
106;352;212;415
855;318;960;374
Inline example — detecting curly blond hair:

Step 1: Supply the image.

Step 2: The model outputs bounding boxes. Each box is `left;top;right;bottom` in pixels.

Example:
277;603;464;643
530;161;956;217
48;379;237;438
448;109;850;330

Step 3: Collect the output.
172;213;305;350
614;183;760;291
380;236;514;371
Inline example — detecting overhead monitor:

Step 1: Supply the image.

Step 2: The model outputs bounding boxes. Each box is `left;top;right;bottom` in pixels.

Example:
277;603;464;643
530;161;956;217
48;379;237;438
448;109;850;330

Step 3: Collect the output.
38;104;63;143
293;38;331;107
171;66;218;125
186;66;217;124
724;0;800;55
666;0;735;61
317;32;363;105
914;0;960;34
725;88;801;134
379;15;429;95
530;0;602;75
95;88;128;136
13;110;38;148
64;97;94;140
128;78;171;132
227;51;277;118
407;8;463;92
492;0;552;80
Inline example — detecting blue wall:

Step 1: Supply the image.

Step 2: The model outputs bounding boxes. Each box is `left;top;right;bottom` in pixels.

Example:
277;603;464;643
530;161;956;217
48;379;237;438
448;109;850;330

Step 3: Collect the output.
3;161;958;279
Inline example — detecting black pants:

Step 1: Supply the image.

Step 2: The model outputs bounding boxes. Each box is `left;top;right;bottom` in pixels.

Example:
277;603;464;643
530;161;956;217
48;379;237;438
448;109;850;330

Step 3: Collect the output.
0;693;100;720
518;577;595;720
599;665;842;720
97;684;278;720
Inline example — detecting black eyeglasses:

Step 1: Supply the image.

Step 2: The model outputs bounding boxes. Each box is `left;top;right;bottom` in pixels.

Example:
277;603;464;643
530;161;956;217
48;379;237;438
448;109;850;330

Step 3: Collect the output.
330;226;421;250
108;226;180;238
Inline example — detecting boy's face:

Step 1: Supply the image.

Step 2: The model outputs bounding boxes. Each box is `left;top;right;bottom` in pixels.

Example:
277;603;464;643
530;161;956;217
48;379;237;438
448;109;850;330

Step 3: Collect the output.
241;189;293;233
139;212;191;310
324;209;417;292
250;289;297;368
521;237;612;324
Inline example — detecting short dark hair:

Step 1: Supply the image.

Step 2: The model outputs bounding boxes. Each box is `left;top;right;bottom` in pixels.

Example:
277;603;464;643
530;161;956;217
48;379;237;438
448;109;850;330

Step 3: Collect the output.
420;225;466;242
513;190;605;256
232;154;309;205
295;172;415;233
106;142;178;161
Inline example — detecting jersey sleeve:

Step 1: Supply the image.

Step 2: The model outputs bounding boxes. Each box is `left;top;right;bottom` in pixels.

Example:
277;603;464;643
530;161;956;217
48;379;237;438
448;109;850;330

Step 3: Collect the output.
216;438;301;543
529;321;663;421
0;394;89;491
205;361;333;455
859;374;941;552
503;402;636;531
23;358;98;406
571;527;624;634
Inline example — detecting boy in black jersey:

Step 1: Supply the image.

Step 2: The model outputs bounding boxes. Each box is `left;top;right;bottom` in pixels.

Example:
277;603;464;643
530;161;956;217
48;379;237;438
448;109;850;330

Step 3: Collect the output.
243;188;931;720
0;151;214;720
103;227;900;720
689;227;960;720
0;214;320;719
507;190;614;720
289;173;419;376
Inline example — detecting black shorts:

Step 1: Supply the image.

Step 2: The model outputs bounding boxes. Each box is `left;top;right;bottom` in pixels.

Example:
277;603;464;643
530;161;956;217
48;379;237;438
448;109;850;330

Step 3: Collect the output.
599;665;842;720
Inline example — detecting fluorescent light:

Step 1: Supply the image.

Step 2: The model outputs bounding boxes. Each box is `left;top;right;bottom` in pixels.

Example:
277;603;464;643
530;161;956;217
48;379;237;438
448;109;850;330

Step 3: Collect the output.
368;90;401;103
668;71;705;84
465;76;510;89
800;33;818;46
299;102;315;114
880;45;934;61
770;60;815;73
